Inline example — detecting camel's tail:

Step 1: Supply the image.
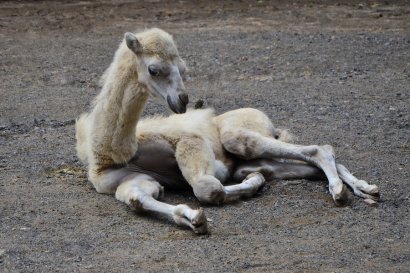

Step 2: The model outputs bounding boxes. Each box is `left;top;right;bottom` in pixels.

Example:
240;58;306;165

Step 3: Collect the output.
274;128;293;143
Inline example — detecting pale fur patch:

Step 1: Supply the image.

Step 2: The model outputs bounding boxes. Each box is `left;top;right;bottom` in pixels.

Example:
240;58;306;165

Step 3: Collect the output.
136;108;216;138
75;113;91;164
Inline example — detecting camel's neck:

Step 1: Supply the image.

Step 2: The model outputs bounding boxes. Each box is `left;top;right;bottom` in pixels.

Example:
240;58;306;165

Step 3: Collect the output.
91;45;149;165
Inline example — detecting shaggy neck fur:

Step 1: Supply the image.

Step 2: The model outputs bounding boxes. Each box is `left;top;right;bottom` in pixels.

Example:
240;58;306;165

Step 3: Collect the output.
90;42;149;168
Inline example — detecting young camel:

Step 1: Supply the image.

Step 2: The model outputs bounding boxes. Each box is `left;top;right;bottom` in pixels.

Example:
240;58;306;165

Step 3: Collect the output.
76;28;380;234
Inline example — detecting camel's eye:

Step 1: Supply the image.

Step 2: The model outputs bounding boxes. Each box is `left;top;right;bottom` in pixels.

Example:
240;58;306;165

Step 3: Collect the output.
148;66;160;76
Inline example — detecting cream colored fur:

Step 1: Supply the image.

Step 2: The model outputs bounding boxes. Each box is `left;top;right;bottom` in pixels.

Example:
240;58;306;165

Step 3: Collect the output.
76;28;186;177
76;28;380;235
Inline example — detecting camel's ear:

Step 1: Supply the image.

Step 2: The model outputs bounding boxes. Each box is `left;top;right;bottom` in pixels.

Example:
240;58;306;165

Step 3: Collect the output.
125;32;142;54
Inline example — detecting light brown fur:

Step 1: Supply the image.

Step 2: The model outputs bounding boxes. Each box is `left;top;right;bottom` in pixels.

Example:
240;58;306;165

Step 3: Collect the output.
76;28;380;234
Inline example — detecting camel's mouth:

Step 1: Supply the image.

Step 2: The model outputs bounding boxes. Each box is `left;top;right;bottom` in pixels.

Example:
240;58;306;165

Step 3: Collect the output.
167;94;188;114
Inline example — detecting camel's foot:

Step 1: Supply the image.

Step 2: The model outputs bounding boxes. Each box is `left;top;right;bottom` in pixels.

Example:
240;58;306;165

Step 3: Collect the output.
330;183;349;206
224;172;266;201
351;181;380;201
173;205;208;235
335;164;380;202
241;172;266;197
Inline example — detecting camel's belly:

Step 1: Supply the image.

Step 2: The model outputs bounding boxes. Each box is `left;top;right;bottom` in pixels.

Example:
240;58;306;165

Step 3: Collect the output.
127;138;189;189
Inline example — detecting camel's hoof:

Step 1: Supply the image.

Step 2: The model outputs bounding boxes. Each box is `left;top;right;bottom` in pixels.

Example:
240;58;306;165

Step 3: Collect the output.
242;172;266;198
371;191;380;199
352;182;380;201
191;208;208;235
333;184;349;207
362;182;380;198
129;198;144;213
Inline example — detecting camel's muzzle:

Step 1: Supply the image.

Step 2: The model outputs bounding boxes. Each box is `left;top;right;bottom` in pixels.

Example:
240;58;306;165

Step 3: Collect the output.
167;93;189;114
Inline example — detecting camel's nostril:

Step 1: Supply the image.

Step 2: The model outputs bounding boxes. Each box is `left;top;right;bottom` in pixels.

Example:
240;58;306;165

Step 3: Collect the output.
179;93;189;105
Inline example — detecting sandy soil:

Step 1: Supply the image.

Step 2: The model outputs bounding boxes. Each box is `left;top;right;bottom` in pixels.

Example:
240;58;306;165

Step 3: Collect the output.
1;0;409;272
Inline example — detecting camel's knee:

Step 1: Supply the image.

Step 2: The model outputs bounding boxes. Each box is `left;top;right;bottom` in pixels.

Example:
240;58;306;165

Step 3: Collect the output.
303;144;335;162
90;168;134;194
192;175;226;205
221;131;262;159
115;178;164;209
322;144;335;157
90;173;116;194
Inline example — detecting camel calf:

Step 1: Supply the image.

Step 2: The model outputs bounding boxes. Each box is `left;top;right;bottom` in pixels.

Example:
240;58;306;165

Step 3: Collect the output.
76;28;379;234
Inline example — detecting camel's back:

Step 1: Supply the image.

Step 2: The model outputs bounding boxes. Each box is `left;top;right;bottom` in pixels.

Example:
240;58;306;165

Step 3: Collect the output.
137;109;221;147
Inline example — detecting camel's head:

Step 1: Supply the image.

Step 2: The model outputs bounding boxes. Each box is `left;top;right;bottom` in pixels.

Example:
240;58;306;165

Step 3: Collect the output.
125;29;188;114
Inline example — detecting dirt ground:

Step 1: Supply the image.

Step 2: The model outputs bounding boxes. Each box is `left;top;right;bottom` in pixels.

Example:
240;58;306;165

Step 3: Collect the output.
1;0;409;272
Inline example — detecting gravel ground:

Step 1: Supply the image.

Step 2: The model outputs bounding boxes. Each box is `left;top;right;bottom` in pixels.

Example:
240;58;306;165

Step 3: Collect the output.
1;1;409;272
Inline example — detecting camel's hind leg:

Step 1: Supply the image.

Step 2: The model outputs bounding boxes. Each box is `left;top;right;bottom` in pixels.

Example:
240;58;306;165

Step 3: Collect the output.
233;159;324;181
234;159;379;200
336;164;379;200
115;173;208;234
216;108;348;205
175;136;265;204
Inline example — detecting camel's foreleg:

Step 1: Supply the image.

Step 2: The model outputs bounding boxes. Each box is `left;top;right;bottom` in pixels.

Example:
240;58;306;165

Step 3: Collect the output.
175;136;265;204
175;136;226;205
223;172;266;201
115;173;208;234
221;130;348;205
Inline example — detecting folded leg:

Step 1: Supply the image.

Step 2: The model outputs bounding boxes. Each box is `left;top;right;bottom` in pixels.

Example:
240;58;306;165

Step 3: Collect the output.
221;129;347;205
175;136;265;204
115;172;208;234
174;136;226;204
233;159;379;200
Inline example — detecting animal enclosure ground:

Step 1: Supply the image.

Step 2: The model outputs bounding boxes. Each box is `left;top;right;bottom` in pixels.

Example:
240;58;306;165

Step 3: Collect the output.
0;0;409;272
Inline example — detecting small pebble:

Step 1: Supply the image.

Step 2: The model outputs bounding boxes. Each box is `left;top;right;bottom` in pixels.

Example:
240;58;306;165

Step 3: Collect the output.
0;249;5;261
364;198;378;207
